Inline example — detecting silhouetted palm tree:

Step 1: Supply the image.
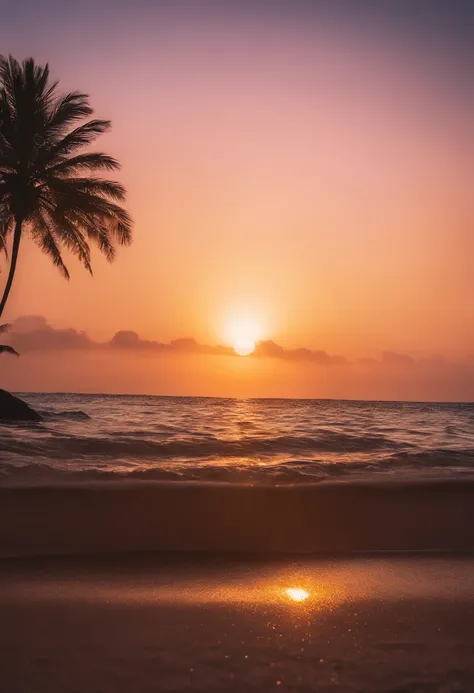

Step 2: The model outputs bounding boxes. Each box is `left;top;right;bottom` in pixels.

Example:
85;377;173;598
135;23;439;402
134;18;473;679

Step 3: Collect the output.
0;324;18;356
0;55;132;317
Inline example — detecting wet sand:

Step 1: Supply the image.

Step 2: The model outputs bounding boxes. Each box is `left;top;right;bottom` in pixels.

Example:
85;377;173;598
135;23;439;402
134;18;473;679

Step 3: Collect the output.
1;554;474;692
2;480;474;556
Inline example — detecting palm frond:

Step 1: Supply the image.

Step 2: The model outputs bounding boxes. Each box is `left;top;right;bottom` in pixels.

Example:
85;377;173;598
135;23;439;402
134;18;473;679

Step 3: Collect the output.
46;91;93;136
0;55;20;112
0;320;17;355
46;152;121;176
0;200;13;257
48;176;126;201
43;205;93;274
0;229;8;258
0;54;132;296
43;119;111;163
0;344;19;356
35;226;70;279
43;182;132;243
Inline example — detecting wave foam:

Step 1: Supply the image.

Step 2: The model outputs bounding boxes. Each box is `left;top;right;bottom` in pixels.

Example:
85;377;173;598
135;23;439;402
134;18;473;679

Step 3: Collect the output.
0;430;405;460
40;410;91;421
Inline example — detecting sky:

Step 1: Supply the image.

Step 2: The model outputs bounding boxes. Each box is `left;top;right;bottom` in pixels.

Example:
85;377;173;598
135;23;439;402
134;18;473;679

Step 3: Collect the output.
0;0;473;399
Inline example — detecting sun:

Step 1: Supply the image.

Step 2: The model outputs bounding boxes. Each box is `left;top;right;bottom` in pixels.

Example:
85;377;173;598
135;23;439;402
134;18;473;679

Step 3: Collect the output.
224;314;261;357
233;338;256;356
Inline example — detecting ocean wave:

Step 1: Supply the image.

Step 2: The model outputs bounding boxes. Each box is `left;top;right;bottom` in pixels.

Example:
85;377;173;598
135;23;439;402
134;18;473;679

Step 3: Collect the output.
0;430;405;460
39;410;91;421
3;395;474;495
2;448;474;487
386;449;474;469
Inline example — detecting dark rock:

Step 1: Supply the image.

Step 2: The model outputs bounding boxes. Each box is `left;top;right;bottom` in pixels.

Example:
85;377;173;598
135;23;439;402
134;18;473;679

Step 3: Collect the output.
0;389;42;422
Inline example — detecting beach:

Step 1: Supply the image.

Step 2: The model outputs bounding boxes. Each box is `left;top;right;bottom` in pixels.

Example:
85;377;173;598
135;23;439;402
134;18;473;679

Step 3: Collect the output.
1;1;473;689
1;479;474;556
1;553;474;692
1;395;474;691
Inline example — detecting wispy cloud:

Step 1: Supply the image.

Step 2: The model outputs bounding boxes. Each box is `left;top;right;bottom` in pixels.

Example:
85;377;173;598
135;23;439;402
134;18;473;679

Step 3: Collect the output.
9;316;346;364
7;316;469;370
254;340;346;365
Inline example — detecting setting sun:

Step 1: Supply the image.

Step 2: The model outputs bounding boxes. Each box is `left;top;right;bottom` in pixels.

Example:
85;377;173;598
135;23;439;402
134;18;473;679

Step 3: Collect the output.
233;338;256;356
0;3;473;691
224;314;261;357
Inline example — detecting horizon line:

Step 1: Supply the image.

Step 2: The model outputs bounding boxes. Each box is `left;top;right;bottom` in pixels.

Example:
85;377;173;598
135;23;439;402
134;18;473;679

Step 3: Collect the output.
13;390;474;406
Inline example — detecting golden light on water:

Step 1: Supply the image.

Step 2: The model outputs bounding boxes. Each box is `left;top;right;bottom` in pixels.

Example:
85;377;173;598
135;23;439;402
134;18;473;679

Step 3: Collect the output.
285;587;310;602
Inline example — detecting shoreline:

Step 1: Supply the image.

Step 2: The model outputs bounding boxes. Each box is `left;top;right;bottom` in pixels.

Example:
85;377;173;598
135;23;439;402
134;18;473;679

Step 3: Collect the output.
1;478;474;557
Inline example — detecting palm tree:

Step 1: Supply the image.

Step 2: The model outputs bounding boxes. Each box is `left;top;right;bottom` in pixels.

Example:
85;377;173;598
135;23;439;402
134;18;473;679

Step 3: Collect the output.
0;323;18;356
0;55;132;317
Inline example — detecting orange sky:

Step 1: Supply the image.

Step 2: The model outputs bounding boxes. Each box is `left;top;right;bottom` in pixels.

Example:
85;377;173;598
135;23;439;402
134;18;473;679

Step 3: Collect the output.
0;1;473;399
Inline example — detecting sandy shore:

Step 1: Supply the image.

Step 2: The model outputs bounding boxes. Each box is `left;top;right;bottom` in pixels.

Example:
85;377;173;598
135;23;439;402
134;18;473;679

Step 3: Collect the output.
2;480;474;555
1;554;474;692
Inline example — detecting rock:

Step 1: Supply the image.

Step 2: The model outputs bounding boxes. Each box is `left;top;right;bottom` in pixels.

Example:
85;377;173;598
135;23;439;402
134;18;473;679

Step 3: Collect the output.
0;389;43;422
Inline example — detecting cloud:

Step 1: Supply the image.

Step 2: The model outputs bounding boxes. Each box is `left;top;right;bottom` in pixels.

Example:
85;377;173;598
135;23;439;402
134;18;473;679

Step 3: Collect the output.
357;356;378;365
382;351;415;366
107;331;344;362
97;328;346;362
9;316;94;352
110;330;164;350
254;340;346;365
7;316;467;371
8;316;347;363
109;331;233;356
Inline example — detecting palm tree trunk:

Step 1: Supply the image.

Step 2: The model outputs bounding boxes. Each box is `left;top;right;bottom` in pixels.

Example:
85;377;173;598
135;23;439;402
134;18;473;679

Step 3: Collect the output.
0;219;22;318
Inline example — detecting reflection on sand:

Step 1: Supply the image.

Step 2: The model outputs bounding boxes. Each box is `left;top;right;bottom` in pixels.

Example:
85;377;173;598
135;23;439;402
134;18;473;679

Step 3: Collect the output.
2;557;474;693
4;558;473;610
5;568;345;611
284;587;310;602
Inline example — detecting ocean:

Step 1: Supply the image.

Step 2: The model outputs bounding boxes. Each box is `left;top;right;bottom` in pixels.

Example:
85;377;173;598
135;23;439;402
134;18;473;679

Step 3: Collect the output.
1;393;474;484
1;393;474;556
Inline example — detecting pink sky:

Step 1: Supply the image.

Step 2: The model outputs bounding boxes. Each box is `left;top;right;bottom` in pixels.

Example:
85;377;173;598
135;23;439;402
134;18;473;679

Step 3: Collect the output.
0;1;472;399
